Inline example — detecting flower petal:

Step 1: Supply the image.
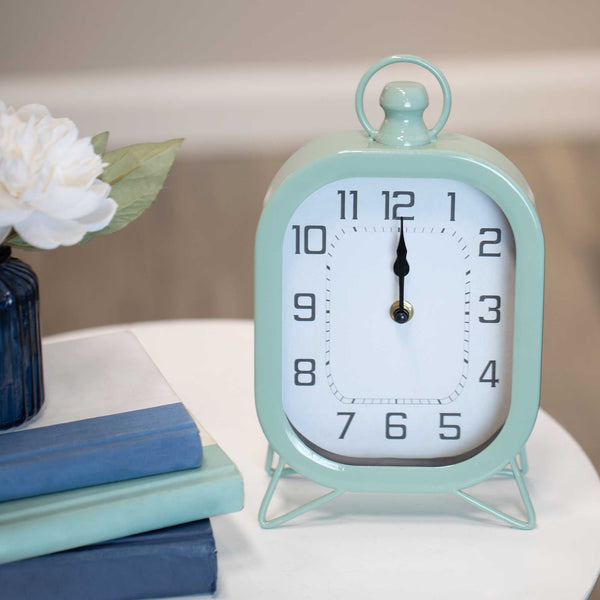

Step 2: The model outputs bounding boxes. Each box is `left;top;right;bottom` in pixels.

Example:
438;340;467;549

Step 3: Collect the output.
31;185;110;220
16;104;51;121
0;188;31;226
15;212;87;250
75;197;117;231
0;225;10;244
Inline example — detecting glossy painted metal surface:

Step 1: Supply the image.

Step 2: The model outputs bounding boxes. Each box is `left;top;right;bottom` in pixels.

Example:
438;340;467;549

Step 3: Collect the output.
0;246;44;428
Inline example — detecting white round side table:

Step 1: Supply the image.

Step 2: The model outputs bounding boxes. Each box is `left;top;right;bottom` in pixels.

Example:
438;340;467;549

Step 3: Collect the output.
52;319;600;600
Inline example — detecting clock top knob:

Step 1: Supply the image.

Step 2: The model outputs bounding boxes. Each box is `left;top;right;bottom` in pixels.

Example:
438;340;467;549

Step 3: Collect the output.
375;81;431;147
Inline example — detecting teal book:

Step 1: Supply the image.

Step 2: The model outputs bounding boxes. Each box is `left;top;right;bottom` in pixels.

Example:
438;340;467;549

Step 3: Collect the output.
0;331;244;565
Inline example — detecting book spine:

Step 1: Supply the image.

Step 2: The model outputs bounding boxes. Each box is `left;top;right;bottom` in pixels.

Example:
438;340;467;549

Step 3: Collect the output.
0;520;217;599
0;444;243;564
0;403;202;501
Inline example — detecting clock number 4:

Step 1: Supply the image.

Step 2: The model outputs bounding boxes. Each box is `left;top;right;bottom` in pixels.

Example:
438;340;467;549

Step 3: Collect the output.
338;190;358;220
292;225;326;254
479;360;499;387
383;191;415;221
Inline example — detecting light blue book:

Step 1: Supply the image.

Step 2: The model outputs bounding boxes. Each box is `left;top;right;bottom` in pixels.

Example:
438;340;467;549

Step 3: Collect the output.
0;331;244;565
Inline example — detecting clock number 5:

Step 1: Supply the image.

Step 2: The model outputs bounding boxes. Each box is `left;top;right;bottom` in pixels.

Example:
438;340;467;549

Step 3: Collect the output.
439;413;461;440
294;359;316;386
383;191;415;221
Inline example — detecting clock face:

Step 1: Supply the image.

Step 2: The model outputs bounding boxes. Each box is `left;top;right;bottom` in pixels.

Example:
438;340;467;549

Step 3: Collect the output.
281;177;516;466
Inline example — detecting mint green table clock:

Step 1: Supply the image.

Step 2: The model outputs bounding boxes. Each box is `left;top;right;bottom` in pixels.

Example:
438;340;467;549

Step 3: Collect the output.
254;55;544;529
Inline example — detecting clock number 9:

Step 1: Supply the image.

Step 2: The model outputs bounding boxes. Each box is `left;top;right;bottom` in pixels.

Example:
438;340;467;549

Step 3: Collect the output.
385;412;407;439
382;191;415;221
294;359;316;386
294;293;316;321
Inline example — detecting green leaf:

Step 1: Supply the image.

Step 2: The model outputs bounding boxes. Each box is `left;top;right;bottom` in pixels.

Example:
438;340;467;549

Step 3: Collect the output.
83;138;183;241
91;131;109;156
4;232;38;251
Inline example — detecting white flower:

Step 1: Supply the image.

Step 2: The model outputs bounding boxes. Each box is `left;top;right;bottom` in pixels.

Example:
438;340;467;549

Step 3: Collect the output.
0;102;117;249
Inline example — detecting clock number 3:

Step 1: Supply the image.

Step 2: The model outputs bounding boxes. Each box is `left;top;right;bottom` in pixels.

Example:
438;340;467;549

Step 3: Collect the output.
479;295;501;323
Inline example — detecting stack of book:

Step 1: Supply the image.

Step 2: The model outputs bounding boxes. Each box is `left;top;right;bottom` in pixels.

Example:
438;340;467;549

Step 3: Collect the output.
0;331;243;599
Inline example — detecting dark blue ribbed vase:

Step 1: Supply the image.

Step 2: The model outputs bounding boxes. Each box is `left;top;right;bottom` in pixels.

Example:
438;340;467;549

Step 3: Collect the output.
0;246;44;428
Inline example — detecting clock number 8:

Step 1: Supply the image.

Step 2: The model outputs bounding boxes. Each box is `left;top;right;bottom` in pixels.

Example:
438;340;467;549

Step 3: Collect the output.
294;359;316;386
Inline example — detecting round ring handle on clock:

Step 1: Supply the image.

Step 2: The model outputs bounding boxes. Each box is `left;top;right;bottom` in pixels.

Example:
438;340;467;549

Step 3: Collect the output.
355;55;452;142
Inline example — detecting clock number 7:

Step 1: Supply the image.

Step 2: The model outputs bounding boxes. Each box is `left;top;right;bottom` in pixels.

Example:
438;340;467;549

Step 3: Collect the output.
337;412;355;439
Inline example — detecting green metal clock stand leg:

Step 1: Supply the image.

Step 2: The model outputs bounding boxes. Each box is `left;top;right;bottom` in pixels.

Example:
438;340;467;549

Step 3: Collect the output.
260;447;535;530
259;446;344;529
455;449;535;530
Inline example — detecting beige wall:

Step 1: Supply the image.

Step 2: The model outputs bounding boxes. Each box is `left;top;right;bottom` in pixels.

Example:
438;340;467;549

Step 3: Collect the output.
0;0;599;75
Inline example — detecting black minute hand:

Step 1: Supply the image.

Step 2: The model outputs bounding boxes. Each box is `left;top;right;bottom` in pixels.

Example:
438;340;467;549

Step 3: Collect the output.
392;217;410;324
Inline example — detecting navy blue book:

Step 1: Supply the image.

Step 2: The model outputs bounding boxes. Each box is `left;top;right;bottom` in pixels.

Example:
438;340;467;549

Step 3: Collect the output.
0;519;218;599
0;331;203;501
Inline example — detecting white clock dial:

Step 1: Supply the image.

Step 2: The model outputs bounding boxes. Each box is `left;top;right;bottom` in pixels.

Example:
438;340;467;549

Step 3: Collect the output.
282;178;515;465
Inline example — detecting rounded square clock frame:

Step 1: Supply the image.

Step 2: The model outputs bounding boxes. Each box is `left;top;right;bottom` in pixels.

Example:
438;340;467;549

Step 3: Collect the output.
254;57;544;530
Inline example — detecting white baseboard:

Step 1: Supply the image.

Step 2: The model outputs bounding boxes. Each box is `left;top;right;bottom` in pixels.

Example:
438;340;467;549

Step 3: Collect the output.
1;51;599;155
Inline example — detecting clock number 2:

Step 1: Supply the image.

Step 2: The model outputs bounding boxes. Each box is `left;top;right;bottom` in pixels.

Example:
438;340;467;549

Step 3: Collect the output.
294;359;316;386
383;191;415;221
479;228;502;257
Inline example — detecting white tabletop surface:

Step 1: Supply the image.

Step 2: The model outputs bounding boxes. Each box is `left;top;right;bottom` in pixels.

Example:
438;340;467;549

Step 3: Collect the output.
50;319;600;600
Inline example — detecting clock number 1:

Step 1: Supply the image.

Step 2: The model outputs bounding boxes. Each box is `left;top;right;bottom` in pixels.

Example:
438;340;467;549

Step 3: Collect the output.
338;190;358;220
448;192;456;221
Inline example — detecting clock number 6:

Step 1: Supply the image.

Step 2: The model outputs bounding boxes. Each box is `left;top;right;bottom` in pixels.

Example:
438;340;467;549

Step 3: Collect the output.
385;412;407;439
294;359;316;386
